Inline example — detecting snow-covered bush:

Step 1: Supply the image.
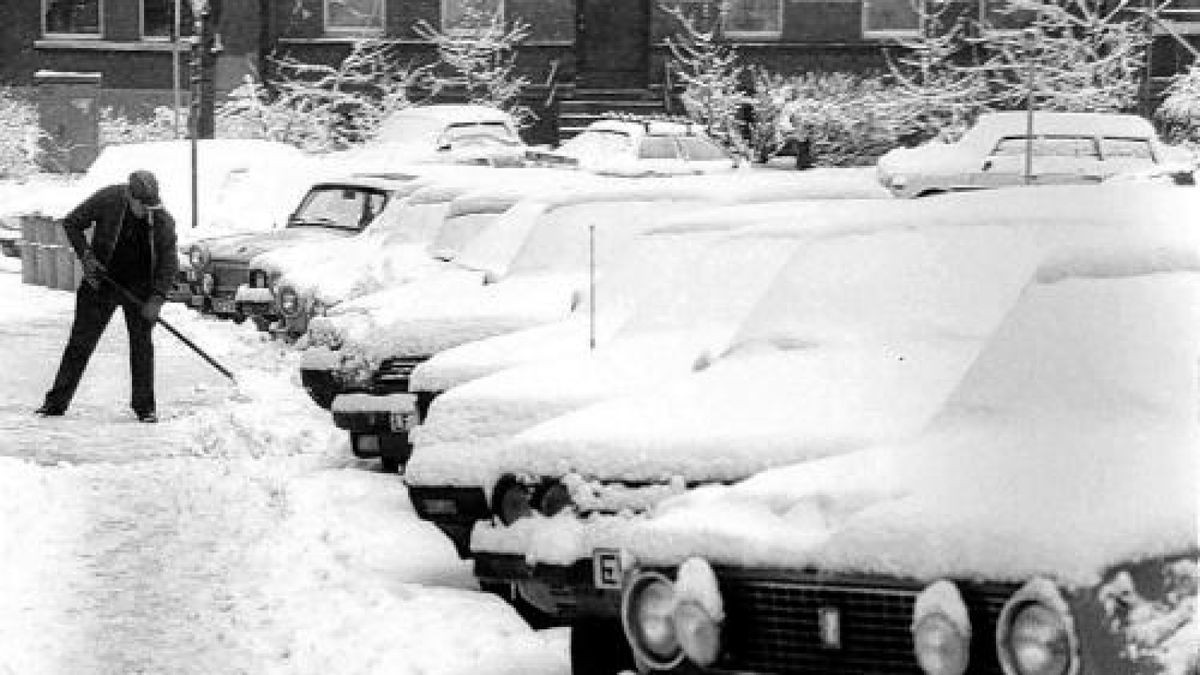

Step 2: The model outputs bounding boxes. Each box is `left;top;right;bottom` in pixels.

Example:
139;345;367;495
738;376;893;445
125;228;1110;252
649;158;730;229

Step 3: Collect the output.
217;42;431;152
1156;65;1200;146
99;106;181;146
413;4;534;127
0;87;40;179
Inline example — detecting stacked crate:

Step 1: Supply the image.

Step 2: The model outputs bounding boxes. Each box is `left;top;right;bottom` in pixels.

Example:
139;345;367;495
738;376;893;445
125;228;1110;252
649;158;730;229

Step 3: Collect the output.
20;215;80;291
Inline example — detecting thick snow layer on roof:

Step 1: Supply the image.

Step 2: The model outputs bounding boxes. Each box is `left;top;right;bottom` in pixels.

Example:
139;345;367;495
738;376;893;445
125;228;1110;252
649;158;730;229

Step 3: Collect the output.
512;270;1200;592
492;224;1039;484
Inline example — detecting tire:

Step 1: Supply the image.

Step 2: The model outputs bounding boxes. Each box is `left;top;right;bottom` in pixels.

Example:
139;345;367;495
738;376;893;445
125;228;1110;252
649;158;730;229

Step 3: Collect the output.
570;618;636;675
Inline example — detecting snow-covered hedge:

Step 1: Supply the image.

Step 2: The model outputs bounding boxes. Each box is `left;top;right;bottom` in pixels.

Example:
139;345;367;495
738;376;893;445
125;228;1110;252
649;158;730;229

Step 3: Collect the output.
1156;65;1200;147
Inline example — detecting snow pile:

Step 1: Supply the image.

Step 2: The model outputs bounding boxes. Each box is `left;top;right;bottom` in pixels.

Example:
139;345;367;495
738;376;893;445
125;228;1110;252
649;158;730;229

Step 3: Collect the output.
1099;560;1198;675
224;467;569;675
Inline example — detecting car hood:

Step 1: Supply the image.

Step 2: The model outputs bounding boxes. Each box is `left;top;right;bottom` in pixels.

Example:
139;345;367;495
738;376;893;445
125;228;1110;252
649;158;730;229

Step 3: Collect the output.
201;226;357;262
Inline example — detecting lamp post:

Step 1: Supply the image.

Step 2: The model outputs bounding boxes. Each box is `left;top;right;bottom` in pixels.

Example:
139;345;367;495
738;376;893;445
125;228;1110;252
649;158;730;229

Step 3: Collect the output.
190;0;210;229
1021;27;1038;186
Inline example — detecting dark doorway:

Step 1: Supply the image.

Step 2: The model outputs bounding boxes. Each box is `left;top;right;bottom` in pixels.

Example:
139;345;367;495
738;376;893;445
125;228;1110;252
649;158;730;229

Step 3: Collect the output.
576;0;650;88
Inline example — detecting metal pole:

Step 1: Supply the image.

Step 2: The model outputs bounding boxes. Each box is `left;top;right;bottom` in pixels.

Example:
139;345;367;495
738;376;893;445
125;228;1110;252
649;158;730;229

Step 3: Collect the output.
588;223;596;351
1023;29;1036;186
172;0;182;138
190;3;204;229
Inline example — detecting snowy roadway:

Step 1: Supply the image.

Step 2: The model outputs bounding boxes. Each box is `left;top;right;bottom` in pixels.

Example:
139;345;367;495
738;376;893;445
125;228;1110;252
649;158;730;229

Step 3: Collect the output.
0;258;567;675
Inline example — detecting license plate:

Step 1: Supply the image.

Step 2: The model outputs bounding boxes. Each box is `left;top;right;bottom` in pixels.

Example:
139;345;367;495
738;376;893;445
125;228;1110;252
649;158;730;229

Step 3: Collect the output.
212;297;237;314
592;548;622;590
355;434;381;453
188;295;205;308
421;498;457;516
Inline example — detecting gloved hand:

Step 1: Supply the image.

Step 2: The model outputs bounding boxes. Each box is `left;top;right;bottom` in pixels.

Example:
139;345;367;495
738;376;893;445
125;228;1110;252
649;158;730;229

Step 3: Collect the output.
80;251;106;290
141;296;164;322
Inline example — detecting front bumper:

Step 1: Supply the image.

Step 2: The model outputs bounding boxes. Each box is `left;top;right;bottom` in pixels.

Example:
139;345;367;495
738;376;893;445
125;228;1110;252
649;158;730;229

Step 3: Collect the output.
234;284;277;319
409;485;490;558
331;392;422;466
473;553;622;622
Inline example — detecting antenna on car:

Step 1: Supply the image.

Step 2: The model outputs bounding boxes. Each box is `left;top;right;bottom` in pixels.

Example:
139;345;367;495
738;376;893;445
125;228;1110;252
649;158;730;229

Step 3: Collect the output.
589;223;596;351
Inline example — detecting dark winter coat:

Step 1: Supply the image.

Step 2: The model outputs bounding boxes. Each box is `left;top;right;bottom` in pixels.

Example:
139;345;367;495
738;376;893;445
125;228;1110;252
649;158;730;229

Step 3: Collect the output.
62;184;179;300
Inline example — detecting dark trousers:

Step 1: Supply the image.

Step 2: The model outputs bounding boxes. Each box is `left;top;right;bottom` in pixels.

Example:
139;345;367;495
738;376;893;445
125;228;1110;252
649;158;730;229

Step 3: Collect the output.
43;284;156;414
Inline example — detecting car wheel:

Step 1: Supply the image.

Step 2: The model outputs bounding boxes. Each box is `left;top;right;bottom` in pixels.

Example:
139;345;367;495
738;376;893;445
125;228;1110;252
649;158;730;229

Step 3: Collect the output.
570;619;636;675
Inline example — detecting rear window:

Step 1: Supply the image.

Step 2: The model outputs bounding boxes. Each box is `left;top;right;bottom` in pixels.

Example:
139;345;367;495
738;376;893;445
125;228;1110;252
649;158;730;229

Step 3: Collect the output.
1100;137;1155;160
638;135;680;160
678;136;731;162
990;136;1099;158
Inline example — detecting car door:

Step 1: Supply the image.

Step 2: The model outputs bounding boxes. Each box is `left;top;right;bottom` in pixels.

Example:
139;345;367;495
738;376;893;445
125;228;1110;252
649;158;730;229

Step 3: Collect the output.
973;136;1029;189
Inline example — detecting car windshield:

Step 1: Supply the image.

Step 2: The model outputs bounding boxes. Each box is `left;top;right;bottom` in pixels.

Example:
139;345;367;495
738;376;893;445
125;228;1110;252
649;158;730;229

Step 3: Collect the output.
436;121;517;148
288;186;389;232
677;135;731;161
557;129;634;160
638;135;681;160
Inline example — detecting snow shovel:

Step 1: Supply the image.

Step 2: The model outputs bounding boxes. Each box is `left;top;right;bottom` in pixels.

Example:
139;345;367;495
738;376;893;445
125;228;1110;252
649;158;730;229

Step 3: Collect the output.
98;274;237;383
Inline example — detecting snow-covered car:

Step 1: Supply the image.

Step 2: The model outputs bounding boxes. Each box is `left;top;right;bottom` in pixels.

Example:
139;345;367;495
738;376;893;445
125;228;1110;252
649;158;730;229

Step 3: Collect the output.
464;185;1200;664
250;167;602;340
604;237;1200;675
0;215;19;258
529;118;738;176
876;112;1182;198
305;171;890;471
403;199;896;556
322;104;527;175
187;175;407;322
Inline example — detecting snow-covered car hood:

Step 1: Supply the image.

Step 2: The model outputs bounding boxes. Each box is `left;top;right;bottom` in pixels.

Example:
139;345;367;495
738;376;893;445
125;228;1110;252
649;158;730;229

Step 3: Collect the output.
516;270;1199;586
199;226;360;263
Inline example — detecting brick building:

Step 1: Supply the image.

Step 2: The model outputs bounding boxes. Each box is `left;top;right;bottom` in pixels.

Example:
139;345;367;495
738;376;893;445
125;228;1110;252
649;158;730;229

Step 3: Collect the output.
1;0;1198;144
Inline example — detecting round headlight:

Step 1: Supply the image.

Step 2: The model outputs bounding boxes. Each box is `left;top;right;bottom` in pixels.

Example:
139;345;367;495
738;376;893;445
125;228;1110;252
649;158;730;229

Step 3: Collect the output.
913;613;969;675
536;481;573;517
491;474;533;526
201;273;215;295
279;287;299;316
673;600;721;666
1002;603;1072;675
622;571;683;669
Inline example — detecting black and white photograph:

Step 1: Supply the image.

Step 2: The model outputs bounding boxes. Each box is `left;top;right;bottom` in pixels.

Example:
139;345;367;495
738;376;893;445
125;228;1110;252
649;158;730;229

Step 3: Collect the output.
0;0;1196;673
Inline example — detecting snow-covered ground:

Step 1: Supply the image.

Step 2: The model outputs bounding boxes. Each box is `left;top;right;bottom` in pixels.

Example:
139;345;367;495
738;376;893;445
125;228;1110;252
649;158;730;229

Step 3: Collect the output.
0;256;566;674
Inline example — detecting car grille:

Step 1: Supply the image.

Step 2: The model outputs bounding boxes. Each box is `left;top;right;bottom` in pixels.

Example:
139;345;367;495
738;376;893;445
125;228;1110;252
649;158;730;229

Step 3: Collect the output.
371;356;429;393
209;260;250;297
716;569;1014;674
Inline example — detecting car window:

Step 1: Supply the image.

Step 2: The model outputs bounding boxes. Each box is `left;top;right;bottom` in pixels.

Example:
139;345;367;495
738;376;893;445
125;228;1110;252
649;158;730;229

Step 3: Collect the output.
439;121;517;146
990;136;1099;158
1100;137;1155;160
290;187;389;231
677;135;731;161
638;135;681;160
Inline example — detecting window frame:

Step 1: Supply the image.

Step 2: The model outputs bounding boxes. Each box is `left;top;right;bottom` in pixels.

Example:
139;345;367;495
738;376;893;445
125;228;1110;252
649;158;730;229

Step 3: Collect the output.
721;0;784;40
42;0;104;39
323;0;387;37
861;0;924;39
978;0;1033;37
440;0;506;36
140;0;194;42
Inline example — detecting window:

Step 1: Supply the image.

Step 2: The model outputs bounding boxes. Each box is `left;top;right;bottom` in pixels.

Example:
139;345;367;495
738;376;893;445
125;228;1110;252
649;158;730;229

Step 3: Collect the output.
43;0;102;37
678;135;732;161
989;136;1100;158
980;0;1036;34
1099;138;1155;160
638;136;681;160
441;0;504;34
325;0;385;35
724;0;782;38
862;0;921;38
142;0;194;40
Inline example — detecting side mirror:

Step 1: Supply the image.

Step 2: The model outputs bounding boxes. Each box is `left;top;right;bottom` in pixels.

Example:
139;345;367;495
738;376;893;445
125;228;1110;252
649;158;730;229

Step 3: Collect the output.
981;159;993;172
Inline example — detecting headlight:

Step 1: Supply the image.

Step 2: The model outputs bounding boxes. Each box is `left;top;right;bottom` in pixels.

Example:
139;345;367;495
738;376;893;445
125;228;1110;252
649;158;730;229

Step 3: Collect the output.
914;613;970;675
201;273;215;295
535;480;573;517
490;474;532;526
673;600;720;666
250;269;268;288
279;287;299;316
997;579;1077;675
622;571;683;669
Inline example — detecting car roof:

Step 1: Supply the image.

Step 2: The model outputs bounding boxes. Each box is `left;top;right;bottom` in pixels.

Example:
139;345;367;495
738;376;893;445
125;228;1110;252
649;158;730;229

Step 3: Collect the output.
969;111;1157;139
311;175;411;191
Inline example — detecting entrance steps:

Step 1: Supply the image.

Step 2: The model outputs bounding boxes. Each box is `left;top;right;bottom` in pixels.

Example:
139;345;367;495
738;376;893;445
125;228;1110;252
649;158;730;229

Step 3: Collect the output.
558;88;671;138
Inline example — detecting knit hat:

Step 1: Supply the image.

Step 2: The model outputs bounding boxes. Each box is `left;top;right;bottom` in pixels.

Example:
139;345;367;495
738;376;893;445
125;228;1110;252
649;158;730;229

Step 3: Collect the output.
128;170;162;207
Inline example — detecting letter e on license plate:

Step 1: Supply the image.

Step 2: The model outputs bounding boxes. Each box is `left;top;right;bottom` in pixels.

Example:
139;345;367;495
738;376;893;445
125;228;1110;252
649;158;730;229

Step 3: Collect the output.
592;549;622;590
